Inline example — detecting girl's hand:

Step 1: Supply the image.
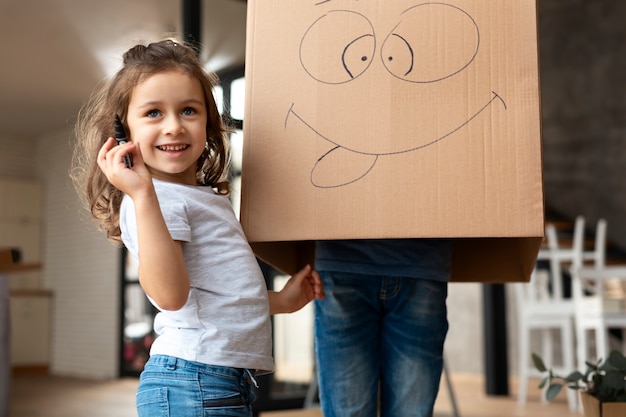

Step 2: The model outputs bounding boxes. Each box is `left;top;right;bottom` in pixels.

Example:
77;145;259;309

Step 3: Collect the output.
268;264;325;315
97;138;151;197
98;138;190;310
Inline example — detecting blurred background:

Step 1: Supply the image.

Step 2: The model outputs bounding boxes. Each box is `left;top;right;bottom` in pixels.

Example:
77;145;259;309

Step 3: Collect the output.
0;0;624;415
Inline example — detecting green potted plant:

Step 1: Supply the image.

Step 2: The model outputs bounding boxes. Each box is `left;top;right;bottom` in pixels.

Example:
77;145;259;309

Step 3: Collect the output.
533;350;626;417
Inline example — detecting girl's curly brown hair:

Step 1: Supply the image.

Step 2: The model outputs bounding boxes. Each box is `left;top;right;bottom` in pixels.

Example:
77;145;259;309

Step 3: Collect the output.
71;39;231;244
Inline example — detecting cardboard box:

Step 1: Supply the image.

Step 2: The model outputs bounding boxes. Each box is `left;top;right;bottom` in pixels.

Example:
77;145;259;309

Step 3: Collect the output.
580;391;626;417
241;0;544;282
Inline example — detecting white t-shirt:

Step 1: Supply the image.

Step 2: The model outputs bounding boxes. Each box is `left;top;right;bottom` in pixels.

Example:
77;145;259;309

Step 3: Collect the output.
120;179;274;374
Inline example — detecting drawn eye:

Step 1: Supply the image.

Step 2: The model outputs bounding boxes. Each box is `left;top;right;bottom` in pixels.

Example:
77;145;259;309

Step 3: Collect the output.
381;3;479;83
300;10;375;84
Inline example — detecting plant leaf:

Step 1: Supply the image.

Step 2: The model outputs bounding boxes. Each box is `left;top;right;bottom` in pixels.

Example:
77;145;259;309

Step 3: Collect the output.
608;350;626;371
546;383;563;401
532;353;547;372
564;371;584;383
605;370;625;390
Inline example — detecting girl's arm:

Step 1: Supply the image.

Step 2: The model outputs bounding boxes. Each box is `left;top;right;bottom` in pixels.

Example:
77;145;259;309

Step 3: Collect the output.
97;138;190;310
268;264;324;314
132;190;190;310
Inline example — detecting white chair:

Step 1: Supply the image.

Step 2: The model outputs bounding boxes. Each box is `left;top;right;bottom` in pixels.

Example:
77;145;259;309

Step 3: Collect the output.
571;265;626;373
514;223;579;411
544;216;586;299
582;218;607;268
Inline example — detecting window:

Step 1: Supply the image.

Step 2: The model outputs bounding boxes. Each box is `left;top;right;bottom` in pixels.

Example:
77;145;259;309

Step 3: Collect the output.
119;249;156;376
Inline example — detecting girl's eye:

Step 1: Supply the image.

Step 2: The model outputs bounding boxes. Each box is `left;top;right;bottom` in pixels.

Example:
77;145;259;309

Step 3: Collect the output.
182;107;196;116
147;109;161;118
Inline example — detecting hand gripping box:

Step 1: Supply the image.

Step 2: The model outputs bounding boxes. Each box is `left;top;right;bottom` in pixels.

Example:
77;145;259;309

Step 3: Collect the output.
240;0;544;282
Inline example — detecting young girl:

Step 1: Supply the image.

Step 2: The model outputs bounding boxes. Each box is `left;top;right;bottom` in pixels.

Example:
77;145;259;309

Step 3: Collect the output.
71;39;324;417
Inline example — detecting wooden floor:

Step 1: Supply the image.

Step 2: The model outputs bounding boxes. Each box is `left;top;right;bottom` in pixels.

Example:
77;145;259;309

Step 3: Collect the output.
8;372;580;417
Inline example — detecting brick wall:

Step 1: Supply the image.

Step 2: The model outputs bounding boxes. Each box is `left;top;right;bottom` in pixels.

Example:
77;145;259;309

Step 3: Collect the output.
539;0;626;246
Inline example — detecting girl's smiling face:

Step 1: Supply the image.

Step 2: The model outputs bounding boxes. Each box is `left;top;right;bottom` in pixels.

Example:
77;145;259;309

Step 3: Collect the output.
127;69;208;185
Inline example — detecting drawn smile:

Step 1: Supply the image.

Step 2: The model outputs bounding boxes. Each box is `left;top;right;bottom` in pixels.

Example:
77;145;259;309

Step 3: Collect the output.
285;92;507;188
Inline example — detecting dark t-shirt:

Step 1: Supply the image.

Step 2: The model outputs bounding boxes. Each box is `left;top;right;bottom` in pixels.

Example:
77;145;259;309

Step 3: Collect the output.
315;239;453;281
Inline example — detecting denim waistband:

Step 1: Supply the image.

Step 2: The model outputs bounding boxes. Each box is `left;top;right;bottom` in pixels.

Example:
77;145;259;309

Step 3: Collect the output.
148;355;257;381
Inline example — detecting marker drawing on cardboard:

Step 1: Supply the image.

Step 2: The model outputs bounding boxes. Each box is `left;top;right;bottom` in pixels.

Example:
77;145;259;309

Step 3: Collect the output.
285;2;507;188
241;0;544;281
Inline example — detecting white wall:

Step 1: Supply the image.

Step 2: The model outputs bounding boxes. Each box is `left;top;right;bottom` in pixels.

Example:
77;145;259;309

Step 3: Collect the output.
446;283;486;374
447;283;521;377
36;130;120;379
0;136;41;180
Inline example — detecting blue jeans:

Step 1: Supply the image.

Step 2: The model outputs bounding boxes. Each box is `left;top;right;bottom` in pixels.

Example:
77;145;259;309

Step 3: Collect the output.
314;272;448;417
136;355;257;417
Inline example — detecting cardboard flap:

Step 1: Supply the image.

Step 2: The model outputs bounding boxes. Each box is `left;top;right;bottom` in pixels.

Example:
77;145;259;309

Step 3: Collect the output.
251;237;541;283
449;237;542;283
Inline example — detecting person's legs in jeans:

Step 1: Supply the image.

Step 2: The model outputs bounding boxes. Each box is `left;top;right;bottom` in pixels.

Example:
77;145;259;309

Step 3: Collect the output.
314;272;381;417
380;277;448;417
315;272;448;417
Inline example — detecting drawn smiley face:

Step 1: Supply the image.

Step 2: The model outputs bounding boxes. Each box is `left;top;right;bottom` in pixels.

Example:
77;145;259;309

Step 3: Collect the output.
300;4;478;85
286;2;506;188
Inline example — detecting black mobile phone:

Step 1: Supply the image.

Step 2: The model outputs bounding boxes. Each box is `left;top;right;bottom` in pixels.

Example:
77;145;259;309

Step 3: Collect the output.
114;115;133;168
